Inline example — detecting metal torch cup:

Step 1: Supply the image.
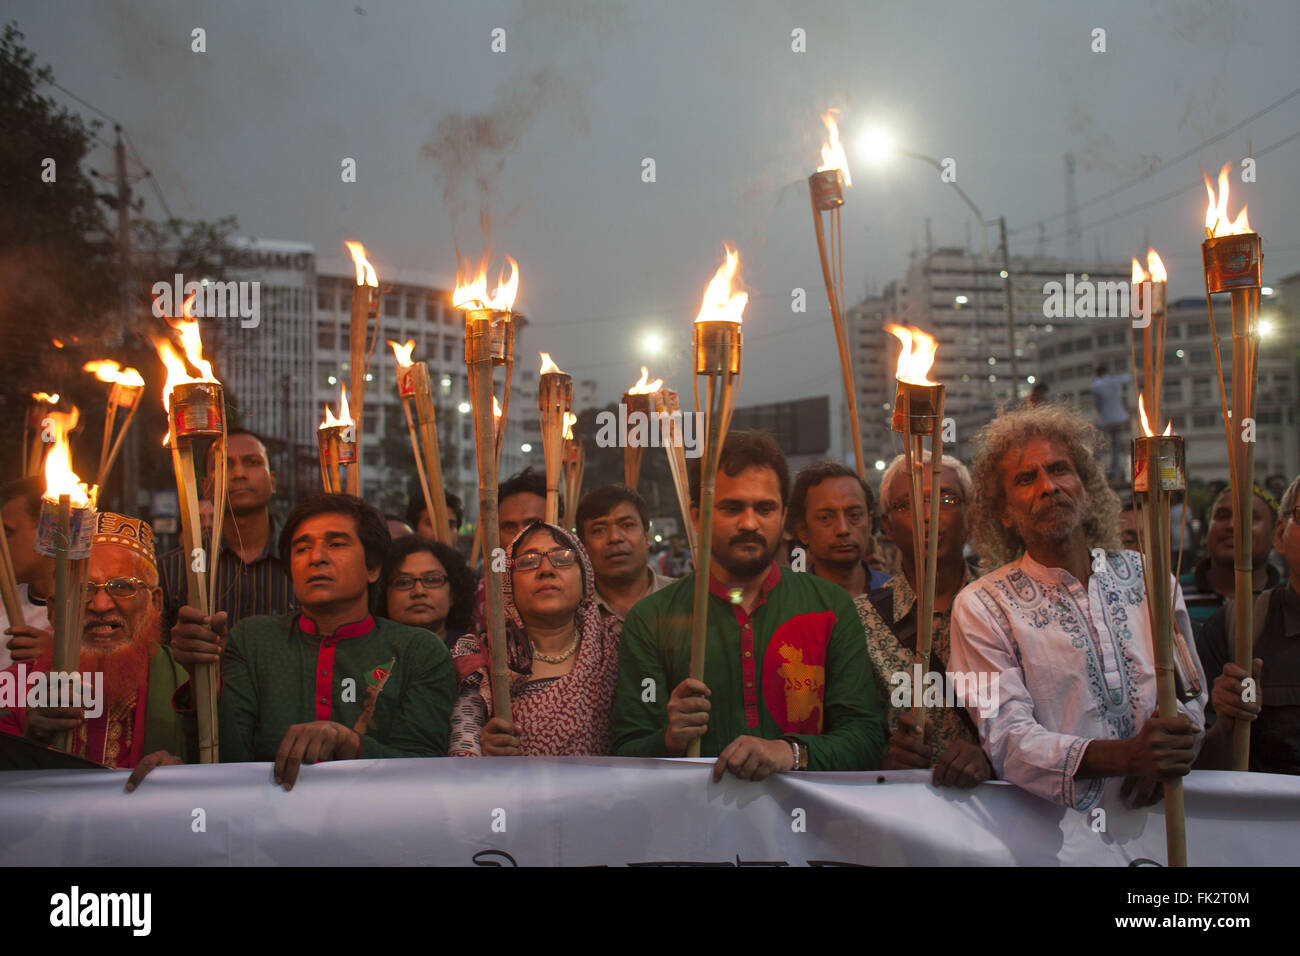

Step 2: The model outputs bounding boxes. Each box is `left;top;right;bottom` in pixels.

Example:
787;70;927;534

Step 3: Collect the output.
808;169;845;210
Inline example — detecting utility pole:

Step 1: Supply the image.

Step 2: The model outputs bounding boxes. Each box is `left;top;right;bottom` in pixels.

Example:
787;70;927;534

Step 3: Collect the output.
115;125;139;513
1000;216;1018;404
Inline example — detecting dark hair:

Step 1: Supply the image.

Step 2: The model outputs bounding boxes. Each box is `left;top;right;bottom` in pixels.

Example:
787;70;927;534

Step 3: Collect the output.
0;476;44;524
206;427;271;470
498;467;548;507
279;493;391;572
687;430;789;507
575;484;649;541
405;490;465;532
378;535;475;637
786;461;875;536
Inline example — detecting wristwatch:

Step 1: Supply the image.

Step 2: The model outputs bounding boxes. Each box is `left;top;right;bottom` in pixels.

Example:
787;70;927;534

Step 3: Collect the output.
782;737;808;771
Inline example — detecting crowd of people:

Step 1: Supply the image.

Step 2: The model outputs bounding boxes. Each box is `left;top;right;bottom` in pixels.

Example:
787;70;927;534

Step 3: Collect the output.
1;401;1296;810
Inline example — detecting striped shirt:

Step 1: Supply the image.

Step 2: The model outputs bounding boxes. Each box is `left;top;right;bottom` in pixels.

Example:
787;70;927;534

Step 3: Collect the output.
159;519;295;634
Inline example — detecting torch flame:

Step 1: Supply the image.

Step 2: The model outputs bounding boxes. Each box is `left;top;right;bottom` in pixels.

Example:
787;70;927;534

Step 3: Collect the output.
627;366;664;394
493;395;503;419
41;415;94;508
32;392;60;404
388;339;416;367
1131;258;1148;284
320;384;354;430
693;245;748;324
344;241;379;288
153;309;219;416
84;359;145;388
539;352;565;376
884;324;940;385
454;256;520;312
817;109;852;186
1204;163;1251;238
1147;249;1167;283
1137;394;1173;438
563;411;577;441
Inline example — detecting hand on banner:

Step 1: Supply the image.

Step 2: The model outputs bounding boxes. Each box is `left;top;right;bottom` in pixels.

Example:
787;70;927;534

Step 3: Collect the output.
5;623;52;663
24;705;84;744
273;721;362;791
482;717;524;756
124;750;184;792
664;677;711;756
1211;659;1263;724
713;735;794;782
169;606;229;676
933;737;993;789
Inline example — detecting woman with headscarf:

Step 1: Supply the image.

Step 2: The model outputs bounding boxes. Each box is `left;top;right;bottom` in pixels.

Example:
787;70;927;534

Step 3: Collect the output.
448;519;621;756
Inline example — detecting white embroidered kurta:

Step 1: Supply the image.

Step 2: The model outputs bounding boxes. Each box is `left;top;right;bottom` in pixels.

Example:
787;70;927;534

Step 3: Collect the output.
950;549;1207;810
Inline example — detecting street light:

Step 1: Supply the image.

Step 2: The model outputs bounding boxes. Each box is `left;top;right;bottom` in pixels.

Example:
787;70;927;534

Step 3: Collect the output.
863;129;1019;401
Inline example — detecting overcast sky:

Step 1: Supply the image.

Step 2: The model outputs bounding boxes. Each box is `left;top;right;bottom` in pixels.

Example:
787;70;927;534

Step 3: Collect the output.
12;0;1300;408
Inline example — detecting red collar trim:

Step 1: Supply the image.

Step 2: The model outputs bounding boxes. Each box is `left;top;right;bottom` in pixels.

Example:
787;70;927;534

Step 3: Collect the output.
707;562;781;603
297;613;376;640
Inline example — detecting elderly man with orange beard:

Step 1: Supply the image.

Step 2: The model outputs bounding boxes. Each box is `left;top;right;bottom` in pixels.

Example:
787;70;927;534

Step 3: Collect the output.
0;514;191;772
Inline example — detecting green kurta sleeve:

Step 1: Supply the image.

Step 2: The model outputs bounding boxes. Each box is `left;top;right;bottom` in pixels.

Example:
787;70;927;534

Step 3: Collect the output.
216;618;261;763
611;592;675;757
784;587;885;771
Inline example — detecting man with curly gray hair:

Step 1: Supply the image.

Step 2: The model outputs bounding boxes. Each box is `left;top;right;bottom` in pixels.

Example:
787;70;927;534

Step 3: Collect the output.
949;403;1208;831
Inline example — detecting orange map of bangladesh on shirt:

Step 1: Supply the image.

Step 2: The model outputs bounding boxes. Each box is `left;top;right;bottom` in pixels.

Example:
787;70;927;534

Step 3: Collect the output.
762;611;831;735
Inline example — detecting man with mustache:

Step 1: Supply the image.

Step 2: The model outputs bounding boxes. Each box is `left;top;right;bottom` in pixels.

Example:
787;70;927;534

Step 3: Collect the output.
856;452;991;788
0;513;192;770
612;430;884;778
576;485;674;622
949;404;1207;816
159;428;293;636
787;462;889;598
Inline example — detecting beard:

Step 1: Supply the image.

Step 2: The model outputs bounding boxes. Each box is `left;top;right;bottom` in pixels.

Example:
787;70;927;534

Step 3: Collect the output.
713;530;776;579
1020;494;1087;551
35;603;164;707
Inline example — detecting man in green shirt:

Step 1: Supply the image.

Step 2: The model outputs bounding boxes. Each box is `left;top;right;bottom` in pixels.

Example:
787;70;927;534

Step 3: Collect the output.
163;493;456;790
611;431;884;779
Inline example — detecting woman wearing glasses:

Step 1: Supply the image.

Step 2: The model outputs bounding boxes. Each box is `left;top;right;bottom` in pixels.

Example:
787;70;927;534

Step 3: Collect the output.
378;537;475;648
448;519;621;757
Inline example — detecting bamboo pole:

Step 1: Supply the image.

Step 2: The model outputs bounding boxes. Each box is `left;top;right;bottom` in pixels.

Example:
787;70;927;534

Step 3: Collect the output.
0;518;25;628
538;369;572;527
96;398;140;490
654;388;698;564
172;439;218;764
412;387;453;546
1228;286;1257;771
810;178;866;479
50;495;74;754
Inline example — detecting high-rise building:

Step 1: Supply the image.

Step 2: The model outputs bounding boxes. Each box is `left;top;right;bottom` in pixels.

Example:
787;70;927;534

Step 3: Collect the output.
847;247;1130;471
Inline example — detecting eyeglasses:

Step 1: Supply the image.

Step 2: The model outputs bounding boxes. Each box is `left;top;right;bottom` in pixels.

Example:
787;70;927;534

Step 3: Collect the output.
886;491;963;514
515;548;578;572
82;577;150;600
390;572;449;591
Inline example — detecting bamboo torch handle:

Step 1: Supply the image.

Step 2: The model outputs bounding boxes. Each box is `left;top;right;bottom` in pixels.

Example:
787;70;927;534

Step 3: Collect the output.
0;519;25;627
51;495;74;753
470;356;512;723
1229;288;1256;771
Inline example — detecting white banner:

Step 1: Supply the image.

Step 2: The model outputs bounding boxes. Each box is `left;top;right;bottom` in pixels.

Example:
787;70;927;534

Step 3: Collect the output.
1;759;1295;866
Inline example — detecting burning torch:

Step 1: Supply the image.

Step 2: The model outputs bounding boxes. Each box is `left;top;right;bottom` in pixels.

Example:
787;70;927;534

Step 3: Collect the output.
390;340;453;545
538;352;573;525
83;360;145;489
456;256;519;724
886;324;944;738
1199;163;1262;771
687;245;747;757
317;384;357;494
344;241;381;497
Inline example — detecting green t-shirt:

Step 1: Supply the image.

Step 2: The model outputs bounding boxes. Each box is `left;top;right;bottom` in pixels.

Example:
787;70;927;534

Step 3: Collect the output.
218;612;456;761
611;564;885;770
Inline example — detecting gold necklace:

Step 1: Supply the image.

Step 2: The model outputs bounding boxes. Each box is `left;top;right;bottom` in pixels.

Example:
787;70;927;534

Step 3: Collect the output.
533;633;581;664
